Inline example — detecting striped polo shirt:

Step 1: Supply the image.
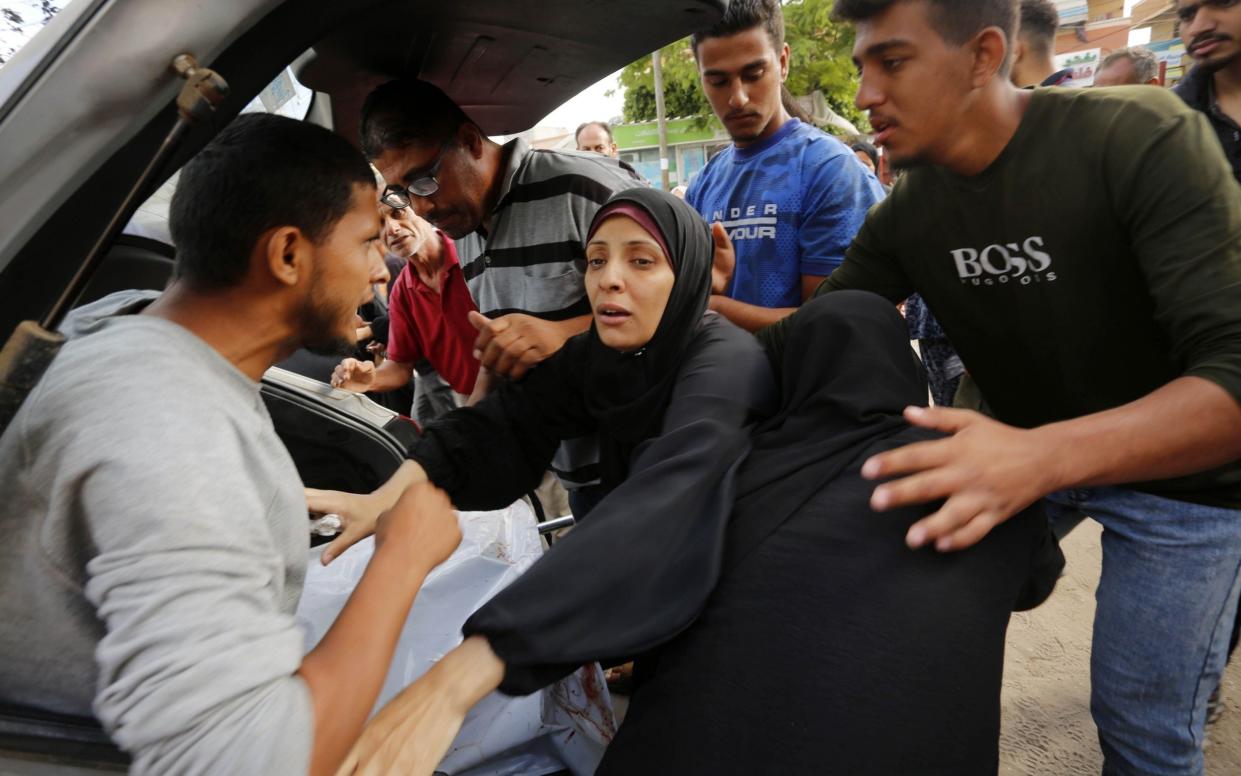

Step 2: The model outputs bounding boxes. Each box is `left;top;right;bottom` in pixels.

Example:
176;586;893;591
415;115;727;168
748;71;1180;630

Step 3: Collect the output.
457;139;645;320
458;139;644;490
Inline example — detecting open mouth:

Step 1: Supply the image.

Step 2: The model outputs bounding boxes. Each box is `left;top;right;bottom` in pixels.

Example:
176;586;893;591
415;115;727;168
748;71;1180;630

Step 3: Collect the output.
596;304;632;325
870;117;896;147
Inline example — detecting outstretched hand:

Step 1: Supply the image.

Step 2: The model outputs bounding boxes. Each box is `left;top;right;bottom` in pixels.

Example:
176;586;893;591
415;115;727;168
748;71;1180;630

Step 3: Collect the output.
331;358;375;392
862;406;1058;552
334;636;505;776
306;460;431;564
305;486;384;565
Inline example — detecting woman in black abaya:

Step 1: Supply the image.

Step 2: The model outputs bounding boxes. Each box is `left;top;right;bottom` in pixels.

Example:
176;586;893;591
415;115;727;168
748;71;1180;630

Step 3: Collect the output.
596;292;1061;775
319;190;1060;776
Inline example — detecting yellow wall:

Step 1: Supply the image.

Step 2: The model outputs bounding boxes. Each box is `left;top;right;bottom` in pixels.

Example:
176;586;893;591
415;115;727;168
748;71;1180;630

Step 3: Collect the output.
1089;0;1126;21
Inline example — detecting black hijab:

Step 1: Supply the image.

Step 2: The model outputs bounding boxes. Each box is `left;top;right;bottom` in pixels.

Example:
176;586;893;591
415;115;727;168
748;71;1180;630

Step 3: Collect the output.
722;291;928;569
576;187;714;485
723;290;1061;609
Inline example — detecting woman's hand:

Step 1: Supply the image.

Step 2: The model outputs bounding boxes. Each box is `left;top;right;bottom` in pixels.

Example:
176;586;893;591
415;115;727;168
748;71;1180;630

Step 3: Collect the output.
306;461;430;564
306;487;384;565
334;636;505;776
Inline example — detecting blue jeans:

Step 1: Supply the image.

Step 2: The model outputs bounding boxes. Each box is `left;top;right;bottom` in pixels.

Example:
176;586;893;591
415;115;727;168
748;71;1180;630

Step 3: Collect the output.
1045;487;1241;775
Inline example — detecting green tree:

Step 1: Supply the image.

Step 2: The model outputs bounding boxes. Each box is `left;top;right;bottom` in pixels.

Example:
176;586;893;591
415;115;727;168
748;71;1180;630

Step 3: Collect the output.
782;0;867;129
616;39;710;124
614;0;867;132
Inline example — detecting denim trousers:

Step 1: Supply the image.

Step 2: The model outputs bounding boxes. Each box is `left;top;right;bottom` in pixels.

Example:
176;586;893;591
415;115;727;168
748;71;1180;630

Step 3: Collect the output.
1045;487;1241;775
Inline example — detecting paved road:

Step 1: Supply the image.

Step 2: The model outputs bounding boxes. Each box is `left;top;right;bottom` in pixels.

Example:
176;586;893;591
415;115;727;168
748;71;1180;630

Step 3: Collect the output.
1000;519;1241;775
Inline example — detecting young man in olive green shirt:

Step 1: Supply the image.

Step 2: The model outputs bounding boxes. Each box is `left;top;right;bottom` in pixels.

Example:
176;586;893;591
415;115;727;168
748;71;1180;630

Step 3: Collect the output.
761;1;1241;772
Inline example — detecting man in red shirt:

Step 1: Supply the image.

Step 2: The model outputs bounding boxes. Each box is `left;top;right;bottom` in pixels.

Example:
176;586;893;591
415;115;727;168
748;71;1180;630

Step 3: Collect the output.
332;201;479;407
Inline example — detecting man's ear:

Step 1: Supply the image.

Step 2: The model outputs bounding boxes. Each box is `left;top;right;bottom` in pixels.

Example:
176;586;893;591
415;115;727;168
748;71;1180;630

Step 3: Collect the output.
971;27;1010;88
460;122;484;159
1011;36;1026;68
779;42;791;81
260;226;307;288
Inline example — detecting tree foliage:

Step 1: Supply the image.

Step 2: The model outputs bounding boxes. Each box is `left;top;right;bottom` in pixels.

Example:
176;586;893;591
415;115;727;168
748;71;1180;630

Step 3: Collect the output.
615;0;867;131
616;39;710;123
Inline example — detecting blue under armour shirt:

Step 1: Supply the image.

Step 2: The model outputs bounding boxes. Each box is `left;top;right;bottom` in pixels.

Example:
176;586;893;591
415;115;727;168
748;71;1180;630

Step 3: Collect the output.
687;119;885;308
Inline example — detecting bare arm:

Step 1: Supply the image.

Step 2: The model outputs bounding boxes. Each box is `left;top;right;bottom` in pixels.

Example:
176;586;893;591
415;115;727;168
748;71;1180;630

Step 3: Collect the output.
865;376;1241;551
330;358;413;394
1040;377;1241;488
707;274;825;333
801;274;826;302
708;296;796;332
334;636;505;775
305;460;430;564
367;359;414;393
299;482;461;776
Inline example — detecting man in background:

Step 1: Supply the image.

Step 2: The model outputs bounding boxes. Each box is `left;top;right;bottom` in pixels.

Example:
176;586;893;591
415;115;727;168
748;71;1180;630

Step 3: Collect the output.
332;198;479;424
575;121;619;157
1094;46;1162;86
686;0;884;332
1011;0;1073;87
1175;0;1241;183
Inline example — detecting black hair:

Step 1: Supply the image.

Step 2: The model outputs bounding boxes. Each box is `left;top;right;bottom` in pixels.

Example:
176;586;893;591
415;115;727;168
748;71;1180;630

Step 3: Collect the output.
169;112;375;290
575;121;614;144
850;138;879;168
360;79;472;160
1018;0;1060;58
691;0;785;54
832;0;1019;55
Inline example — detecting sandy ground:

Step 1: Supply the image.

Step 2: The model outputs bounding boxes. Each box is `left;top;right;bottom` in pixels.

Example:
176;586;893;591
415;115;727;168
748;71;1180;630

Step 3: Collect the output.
999;519;1241;775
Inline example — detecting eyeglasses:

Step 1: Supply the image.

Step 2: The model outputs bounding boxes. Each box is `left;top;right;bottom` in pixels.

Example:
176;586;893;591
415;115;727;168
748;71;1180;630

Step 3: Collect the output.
381;138;453;208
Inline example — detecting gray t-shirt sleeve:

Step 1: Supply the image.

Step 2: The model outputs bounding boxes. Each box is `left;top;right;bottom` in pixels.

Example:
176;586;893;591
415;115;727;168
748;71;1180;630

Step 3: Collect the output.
74;395;313;774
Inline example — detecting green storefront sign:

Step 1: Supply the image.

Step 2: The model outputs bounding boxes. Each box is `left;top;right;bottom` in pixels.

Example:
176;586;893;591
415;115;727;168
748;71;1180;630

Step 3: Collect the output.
612;117;723;149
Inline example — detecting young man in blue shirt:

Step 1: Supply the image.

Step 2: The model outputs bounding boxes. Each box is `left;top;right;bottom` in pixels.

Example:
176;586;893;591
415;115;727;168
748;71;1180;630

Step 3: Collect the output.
687;0;885;332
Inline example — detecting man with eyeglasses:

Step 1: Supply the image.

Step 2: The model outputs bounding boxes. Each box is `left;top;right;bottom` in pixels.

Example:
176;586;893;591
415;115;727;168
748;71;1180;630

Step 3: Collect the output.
360;79;645;514
1175;0;1241;183
331;198;480;426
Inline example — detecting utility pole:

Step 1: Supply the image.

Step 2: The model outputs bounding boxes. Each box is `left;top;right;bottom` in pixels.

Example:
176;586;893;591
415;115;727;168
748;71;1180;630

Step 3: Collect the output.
652;48;671;191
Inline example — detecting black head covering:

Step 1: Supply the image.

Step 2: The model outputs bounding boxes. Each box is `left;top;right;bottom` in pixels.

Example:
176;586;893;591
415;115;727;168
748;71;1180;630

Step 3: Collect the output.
724;292;927;548
724;291;1061;609
578;186;714;485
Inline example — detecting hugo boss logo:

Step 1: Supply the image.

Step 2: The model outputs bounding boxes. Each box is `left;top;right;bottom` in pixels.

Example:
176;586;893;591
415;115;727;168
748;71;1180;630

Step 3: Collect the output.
951;236;1058;286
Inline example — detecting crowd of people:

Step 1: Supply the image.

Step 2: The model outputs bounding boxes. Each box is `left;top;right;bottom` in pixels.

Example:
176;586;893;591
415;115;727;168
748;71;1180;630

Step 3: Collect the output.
1;0;1240;774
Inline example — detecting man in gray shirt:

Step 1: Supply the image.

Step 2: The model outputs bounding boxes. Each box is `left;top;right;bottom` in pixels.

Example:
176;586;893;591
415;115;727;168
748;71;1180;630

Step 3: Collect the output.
0;114;463;775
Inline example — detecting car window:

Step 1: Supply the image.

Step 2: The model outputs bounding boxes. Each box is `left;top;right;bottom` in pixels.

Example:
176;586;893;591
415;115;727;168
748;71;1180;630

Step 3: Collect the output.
0;1;68;69
122;67;316;244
